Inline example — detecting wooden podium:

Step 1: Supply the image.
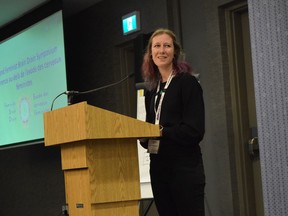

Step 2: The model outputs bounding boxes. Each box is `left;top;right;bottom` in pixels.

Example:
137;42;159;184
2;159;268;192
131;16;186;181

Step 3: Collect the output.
43;101;159;216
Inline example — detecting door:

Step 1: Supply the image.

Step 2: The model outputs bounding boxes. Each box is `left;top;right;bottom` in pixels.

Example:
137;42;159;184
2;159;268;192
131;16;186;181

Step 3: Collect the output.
225;2;264;216
118;42;137;117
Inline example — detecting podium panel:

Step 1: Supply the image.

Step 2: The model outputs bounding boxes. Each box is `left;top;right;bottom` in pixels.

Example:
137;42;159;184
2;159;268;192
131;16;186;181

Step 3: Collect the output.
65;169;91;216
43;102;160;216
92;201;139;215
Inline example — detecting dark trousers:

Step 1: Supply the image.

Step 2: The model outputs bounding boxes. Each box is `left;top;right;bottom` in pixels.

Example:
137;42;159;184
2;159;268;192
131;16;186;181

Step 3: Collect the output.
150;156;205;216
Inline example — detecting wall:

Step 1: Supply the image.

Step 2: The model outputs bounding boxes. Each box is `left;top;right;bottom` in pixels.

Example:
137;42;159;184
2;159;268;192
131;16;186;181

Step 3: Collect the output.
247;1;288;215
0;144;65;216
180;0;239;215
65;0;168;115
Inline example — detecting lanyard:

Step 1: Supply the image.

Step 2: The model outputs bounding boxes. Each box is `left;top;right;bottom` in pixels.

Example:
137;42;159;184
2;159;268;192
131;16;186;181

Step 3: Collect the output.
154;72;174;124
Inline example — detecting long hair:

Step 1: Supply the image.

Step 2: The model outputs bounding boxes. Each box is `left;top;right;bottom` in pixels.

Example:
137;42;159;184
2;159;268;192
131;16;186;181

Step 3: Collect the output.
141;28;192;90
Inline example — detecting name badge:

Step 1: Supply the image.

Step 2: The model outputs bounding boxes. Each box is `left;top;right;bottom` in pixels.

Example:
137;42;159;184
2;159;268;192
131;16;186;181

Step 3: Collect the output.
148;139;160;154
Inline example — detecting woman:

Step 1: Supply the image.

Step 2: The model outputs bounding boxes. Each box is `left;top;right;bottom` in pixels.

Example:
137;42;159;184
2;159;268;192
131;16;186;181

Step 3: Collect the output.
140;28;206;216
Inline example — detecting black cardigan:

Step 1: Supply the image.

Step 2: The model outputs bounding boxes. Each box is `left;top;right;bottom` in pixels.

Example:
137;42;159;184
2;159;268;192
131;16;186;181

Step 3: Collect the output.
141;72;205;158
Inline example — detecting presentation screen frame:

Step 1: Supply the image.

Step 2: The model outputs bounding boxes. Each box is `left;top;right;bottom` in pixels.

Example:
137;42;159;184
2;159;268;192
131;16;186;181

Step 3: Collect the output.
0;10;68;149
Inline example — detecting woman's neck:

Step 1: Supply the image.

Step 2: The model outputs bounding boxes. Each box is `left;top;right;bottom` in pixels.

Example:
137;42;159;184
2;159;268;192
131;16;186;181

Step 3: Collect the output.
159;68;173;82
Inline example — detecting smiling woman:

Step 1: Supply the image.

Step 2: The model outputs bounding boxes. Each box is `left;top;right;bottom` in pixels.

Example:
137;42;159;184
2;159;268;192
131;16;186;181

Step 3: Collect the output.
139;28;206;216
151;33;174;81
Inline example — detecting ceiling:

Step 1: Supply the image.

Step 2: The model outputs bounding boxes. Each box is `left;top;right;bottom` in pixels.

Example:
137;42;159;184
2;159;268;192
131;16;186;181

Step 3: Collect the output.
0;0;102;29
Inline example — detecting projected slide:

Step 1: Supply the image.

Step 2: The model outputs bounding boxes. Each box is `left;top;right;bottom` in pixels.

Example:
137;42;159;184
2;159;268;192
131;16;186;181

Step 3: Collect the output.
0;11;68;147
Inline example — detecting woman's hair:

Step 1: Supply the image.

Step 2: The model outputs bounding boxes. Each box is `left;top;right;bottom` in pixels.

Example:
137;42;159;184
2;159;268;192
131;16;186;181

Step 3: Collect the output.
141;28;192;90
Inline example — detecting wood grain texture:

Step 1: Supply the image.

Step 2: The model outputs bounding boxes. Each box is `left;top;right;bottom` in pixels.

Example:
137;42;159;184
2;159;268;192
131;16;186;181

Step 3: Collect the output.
61;141;88;170
44;101;160;146
64;169;92;216
91;200;139;216
43;102;154;215
87;139;140;203
62;139;140;216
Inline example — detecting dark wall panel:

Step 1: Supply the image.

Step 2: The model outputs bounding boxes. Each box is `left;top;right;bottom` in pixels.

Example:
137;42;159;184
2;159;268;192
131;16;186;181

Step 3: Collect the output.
64;0;168;113
0;144;65;216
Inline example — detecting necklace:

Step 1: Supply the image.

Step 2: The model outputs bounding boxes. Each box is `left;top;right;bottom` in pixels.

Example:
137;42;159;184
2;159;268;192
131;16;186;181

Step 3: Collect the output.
154;71;174;124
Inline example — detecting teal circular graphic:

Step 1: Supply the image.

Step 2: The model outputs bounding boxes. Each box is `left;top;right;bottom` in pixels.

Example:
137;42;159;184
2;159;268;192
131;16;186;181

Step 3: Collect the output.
19;97;30;124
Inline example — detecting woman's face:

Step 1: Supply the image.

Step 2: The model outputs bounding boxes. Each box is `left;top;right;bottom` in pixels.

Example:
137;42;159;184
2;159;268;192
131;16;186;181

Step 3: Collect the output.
151;33;174;70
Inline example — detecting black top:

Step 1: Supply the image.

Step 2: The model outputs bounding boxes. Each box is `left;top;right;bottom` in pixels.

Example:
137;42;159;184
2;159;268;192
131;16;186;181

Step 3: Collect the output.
141;72;205;158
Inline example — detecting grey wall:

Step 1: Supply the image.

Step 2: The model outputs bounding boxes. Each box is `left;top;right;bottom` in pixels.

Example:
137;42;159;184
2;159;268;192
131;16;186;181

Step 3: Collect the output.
65;0;169;114
247;1;288;215
0;144;65;216
180;0;236;215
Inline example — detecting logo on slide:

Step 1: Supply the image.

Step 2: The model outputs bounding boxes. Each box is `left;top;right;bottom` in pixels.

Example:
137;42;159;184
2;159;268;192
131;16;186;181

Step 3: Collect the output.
19;97;30;124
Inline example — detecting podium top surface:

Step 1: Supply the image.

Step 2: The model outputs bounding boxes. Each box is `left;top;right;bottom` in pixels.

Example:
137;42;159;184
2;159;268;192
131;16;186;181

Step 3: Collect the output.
43;101;160;146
